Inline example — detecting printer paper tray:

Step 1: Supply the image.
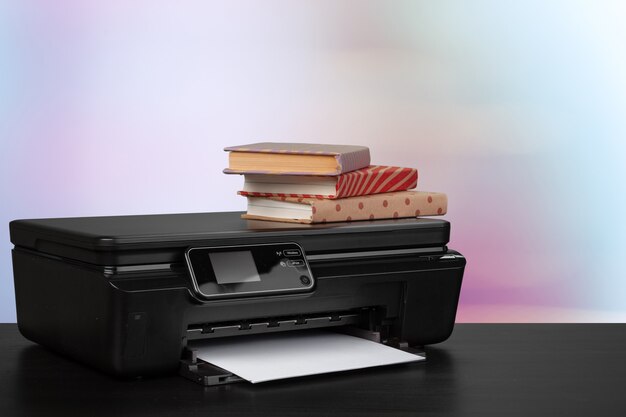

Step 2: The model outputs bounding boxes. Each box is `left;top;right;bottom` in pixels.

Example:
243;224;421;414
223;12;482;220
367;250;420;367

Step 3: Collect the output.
182;310;365;385
180;327;425;386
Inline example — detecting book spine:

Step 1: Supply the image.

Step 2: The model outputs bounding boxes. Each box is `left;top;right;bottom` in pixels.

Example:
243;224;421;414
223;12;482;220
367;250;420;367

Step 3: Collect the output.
310;192;447;223
335;166;418;198
334;148;371;174
239;191;335;199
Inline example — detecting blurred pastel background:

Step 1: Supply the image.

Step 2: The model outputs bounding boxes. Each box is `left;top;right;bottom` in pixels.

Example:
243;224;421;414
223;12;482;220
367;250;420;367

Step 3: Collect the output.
1;0;625;323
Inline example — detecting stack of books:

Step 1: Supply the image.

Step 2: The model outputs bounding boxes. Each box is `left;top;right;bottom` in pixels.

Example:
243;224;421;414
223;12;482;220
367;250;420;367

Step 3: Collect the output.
224;142;447;224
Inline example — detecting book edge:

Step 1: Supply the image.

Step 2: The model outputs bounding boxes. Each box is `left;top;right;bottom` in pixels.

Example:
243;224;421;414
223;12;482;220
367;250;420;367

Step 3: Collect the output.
241;214;313;224
224;143;369;157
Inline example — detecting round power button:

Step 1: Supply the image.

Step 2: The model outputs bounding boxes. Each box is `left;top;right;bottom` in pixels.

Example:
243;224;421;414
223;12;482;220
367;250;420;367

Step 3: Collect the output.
300;275;311;286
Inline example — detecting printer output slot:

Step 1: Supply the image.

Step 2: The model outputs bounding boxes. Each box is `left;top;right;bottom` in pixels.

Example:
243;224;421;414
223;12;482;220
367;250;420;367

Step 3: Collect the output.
186;309;366;341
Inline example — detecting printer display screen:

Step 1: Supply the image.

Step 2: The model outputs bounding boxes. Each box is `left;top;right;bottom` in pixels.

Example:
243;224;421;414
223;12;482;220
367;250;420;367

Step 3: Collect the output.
209;251;261;285
186;242;314;299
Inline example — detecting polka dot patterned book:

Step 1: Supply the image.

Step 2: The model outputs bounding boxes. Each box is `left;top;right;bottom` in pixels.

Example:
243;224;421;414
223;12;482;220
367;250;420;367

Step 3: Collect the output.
242;191;447;224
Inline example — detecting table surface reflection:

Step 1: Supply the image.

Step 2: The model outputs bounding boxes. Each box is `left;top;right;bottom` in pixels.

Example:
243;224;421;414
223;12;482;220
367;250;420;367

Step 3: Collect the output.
1;324;625;417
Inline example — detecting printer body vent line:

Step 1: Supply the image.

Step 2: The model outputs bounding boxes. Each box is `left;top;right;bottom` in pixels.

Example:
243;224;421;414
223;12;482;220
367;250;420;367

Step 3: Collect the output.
11;245;448;276
306;246;446;262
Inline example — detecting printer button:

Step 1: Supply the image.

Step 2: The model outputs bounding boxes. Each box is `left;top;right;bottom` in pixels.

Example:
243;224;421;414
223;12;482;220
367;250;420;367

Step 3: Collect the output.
300;275;311;285
287;260;305;267
284;249;301;257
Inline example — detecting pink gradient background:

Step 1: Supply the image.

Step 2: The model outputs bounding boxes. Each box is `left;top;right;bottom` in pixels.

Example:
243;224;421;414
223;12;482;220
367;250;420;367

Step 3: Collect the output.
2;1;626;322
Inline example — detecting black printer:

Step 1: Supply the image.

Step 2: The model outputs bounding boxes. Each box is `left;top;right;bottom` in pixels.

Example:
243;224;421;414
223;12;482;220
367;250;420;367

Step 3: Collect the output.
10;212;465;385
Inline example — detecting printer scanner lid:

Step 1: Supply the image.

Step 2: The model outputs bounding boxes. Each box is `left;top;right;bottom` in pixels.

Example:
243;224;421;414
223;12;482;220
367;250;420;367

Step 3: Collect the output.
10;211;450;265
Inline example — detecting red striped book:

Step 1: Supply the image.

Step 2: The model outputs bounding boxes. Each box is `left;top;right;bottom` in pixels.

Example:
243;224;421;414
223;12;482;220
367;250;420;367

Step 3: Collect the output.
237;165;418;200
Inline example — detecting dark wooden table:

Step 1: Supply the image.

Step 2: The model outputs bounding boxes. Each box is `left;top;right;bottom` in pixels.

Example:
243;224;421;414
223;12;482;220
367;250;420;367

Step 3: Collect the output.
1;324;625;416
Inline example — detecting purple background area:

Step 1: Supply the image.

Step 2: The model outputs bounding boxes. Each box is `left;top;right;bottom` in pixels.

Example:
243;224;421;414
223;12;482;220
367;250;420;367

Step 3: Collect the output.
2;1;625;322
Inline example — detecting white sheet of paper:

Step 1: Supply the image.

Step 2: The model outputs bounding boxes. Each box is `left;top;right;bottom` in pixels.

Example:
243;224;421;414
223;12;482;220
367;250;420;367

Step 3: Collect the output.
194;330;424;383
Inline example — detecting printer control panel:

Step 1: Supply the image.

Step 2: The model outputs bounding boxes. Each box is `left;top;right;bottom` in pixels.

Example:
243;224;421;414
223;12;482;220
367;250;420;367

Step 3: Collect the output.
185;242;314;300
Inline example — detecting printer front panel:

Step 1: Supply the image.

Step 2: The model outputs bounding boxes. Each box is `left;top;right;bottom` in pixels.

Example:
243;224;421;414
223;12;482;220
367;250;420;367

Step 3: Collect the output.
12;243;465;379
